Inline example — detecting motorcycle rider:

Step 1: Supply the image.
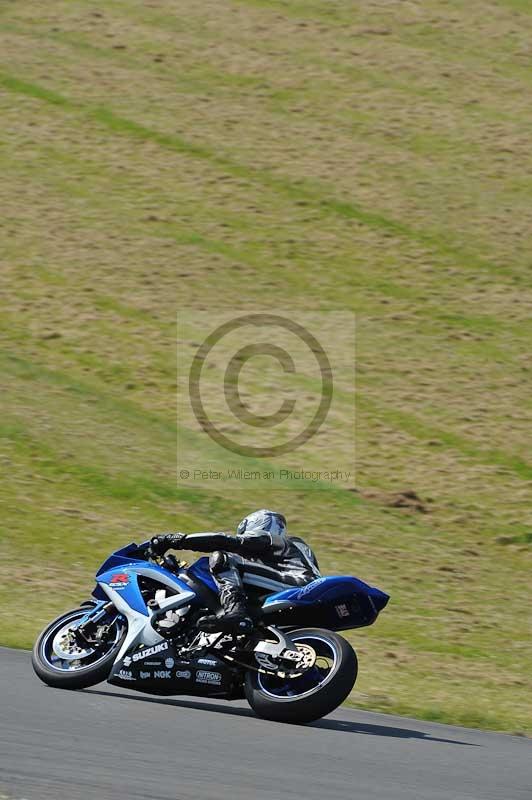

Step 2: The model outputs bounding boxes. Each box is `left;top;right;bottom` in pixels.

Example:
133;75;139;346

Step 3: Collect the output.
150;509;320;634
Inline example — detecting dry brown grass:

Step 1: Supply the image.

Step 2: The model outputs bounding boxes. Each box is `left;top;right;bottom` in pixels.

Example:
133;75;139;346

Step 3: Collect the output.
1;0;531;733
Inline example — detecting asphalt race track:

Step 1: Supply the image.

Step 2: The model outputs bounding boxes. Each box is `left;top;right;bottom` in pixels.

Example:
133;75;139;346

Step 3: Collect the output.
1;647;530;800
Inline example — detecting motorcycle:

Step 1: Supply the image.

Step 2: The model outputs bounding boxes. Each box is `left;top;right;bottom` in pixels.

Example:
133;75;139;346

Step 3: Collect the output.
32;540;389;723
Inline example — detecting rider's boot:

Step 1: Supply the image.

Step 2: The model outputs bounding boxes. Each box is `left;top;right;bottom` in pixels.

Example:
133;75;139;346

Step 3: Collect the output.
197;588;253;635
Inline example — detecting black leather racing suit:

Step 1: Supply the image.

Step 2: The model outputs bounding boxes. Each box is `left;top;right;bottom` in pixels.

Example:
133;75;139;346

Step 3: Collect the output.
182;530;321;613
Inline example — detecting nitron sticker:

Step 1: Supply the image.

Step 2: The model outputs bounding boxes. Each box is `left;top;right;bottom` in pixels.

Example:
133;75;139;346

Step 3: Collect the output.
196;670;222;685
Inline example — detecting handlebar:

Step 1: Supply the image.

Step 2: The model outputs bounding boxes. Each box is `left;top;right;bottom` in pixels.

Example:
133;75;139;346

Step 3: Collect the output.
145;547;185;573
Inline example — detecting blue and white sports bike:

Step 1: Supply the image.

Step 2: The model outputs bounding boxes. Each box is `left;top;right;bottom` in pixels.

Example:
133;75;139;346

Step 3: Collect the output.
33;540;389;723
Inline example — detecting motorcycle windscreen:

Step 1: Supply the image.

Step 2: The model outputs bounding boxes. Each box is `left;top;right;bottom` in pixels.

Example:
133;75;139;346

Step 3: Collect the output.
93;544;149;601
95;542;147;576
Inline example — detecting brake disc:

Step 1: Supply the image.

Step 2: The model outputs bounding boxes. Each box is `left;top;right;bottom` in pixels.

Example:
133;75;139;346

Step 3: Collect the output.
268;643;317;678
52;624;94;661
293;643;316;671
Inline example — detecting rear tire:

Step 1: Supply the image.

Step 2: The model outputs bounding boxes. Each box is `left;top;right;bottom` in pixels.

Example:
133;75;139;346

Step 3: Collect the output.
245;627;357;724
32;607;125;690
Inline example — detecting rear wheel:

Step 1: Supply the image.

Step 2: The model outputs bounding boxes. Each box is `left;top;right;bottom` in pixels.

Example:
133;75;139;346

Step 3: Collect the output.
245;627;357;724
32;607;125;690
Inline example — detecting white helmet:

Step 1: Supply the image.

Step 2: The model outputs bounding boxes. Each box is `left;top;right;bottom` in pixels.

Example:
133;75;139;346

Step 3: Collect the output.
237;509;287;537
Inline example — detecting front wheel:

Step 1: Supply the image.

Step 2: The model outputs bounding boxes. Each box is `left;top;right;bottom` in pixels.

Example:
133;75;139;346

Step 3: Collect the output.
245;627;358;724
32;606;126;690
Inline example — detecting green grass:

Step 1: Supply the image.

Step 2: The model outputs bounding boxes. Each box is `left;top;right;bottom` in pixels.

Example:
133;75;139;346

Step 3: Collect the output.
1;0;531;736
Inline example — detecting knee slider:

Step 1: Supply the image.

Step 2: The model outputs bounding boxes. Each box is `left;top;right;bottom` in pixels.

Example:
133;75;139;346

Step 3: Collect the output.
209;550;230;574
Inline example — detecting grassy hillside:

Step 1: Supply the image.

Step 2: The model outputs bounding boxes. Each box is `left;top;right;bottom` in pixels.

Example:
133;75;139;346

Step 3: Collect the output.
1;0;531;734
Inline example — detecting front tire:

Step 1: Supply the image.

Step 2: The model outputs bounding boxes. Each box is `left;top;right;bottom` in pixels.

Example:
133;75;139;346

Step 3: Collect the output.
245;627;357;724
32;607;125;690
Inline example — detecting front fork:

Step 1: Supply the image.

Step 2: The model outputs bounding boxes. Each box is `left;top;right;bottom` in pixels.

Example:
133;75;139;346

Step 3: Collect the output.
74;601;118;646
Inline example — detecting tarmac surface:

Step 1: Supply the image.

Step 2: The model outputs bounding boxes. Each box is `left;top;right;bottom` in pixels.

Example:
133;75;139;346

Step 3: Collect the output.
1;646;530;800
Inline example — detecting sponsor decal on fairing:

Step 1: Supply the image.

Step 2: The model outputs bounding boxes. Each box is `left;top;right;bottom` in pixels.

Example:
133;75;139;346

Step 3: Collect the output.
109;573;130;589
132;642;169;662
165;657;175;668
196;670;222;685
118;669;134;681
140;671;151;679
175;670;192;679
335;603;350;618
154;670;171;679
299;577;327;596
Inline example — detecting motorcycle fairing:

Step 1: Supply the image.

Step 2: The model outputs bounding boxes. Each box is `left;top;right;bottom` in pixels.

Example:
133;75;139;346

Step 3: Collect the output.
96;562;196;663
91;544;389;652
109;644;238;698
261;575;390;631
92;542;149;601
95;542;147;574
96;562;194;616
186;556;219;593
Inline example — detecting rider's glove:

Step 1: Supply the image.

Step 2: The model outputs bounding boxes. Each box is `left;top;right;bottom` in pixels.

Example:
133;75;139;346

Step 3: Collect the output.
150;533;187;555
